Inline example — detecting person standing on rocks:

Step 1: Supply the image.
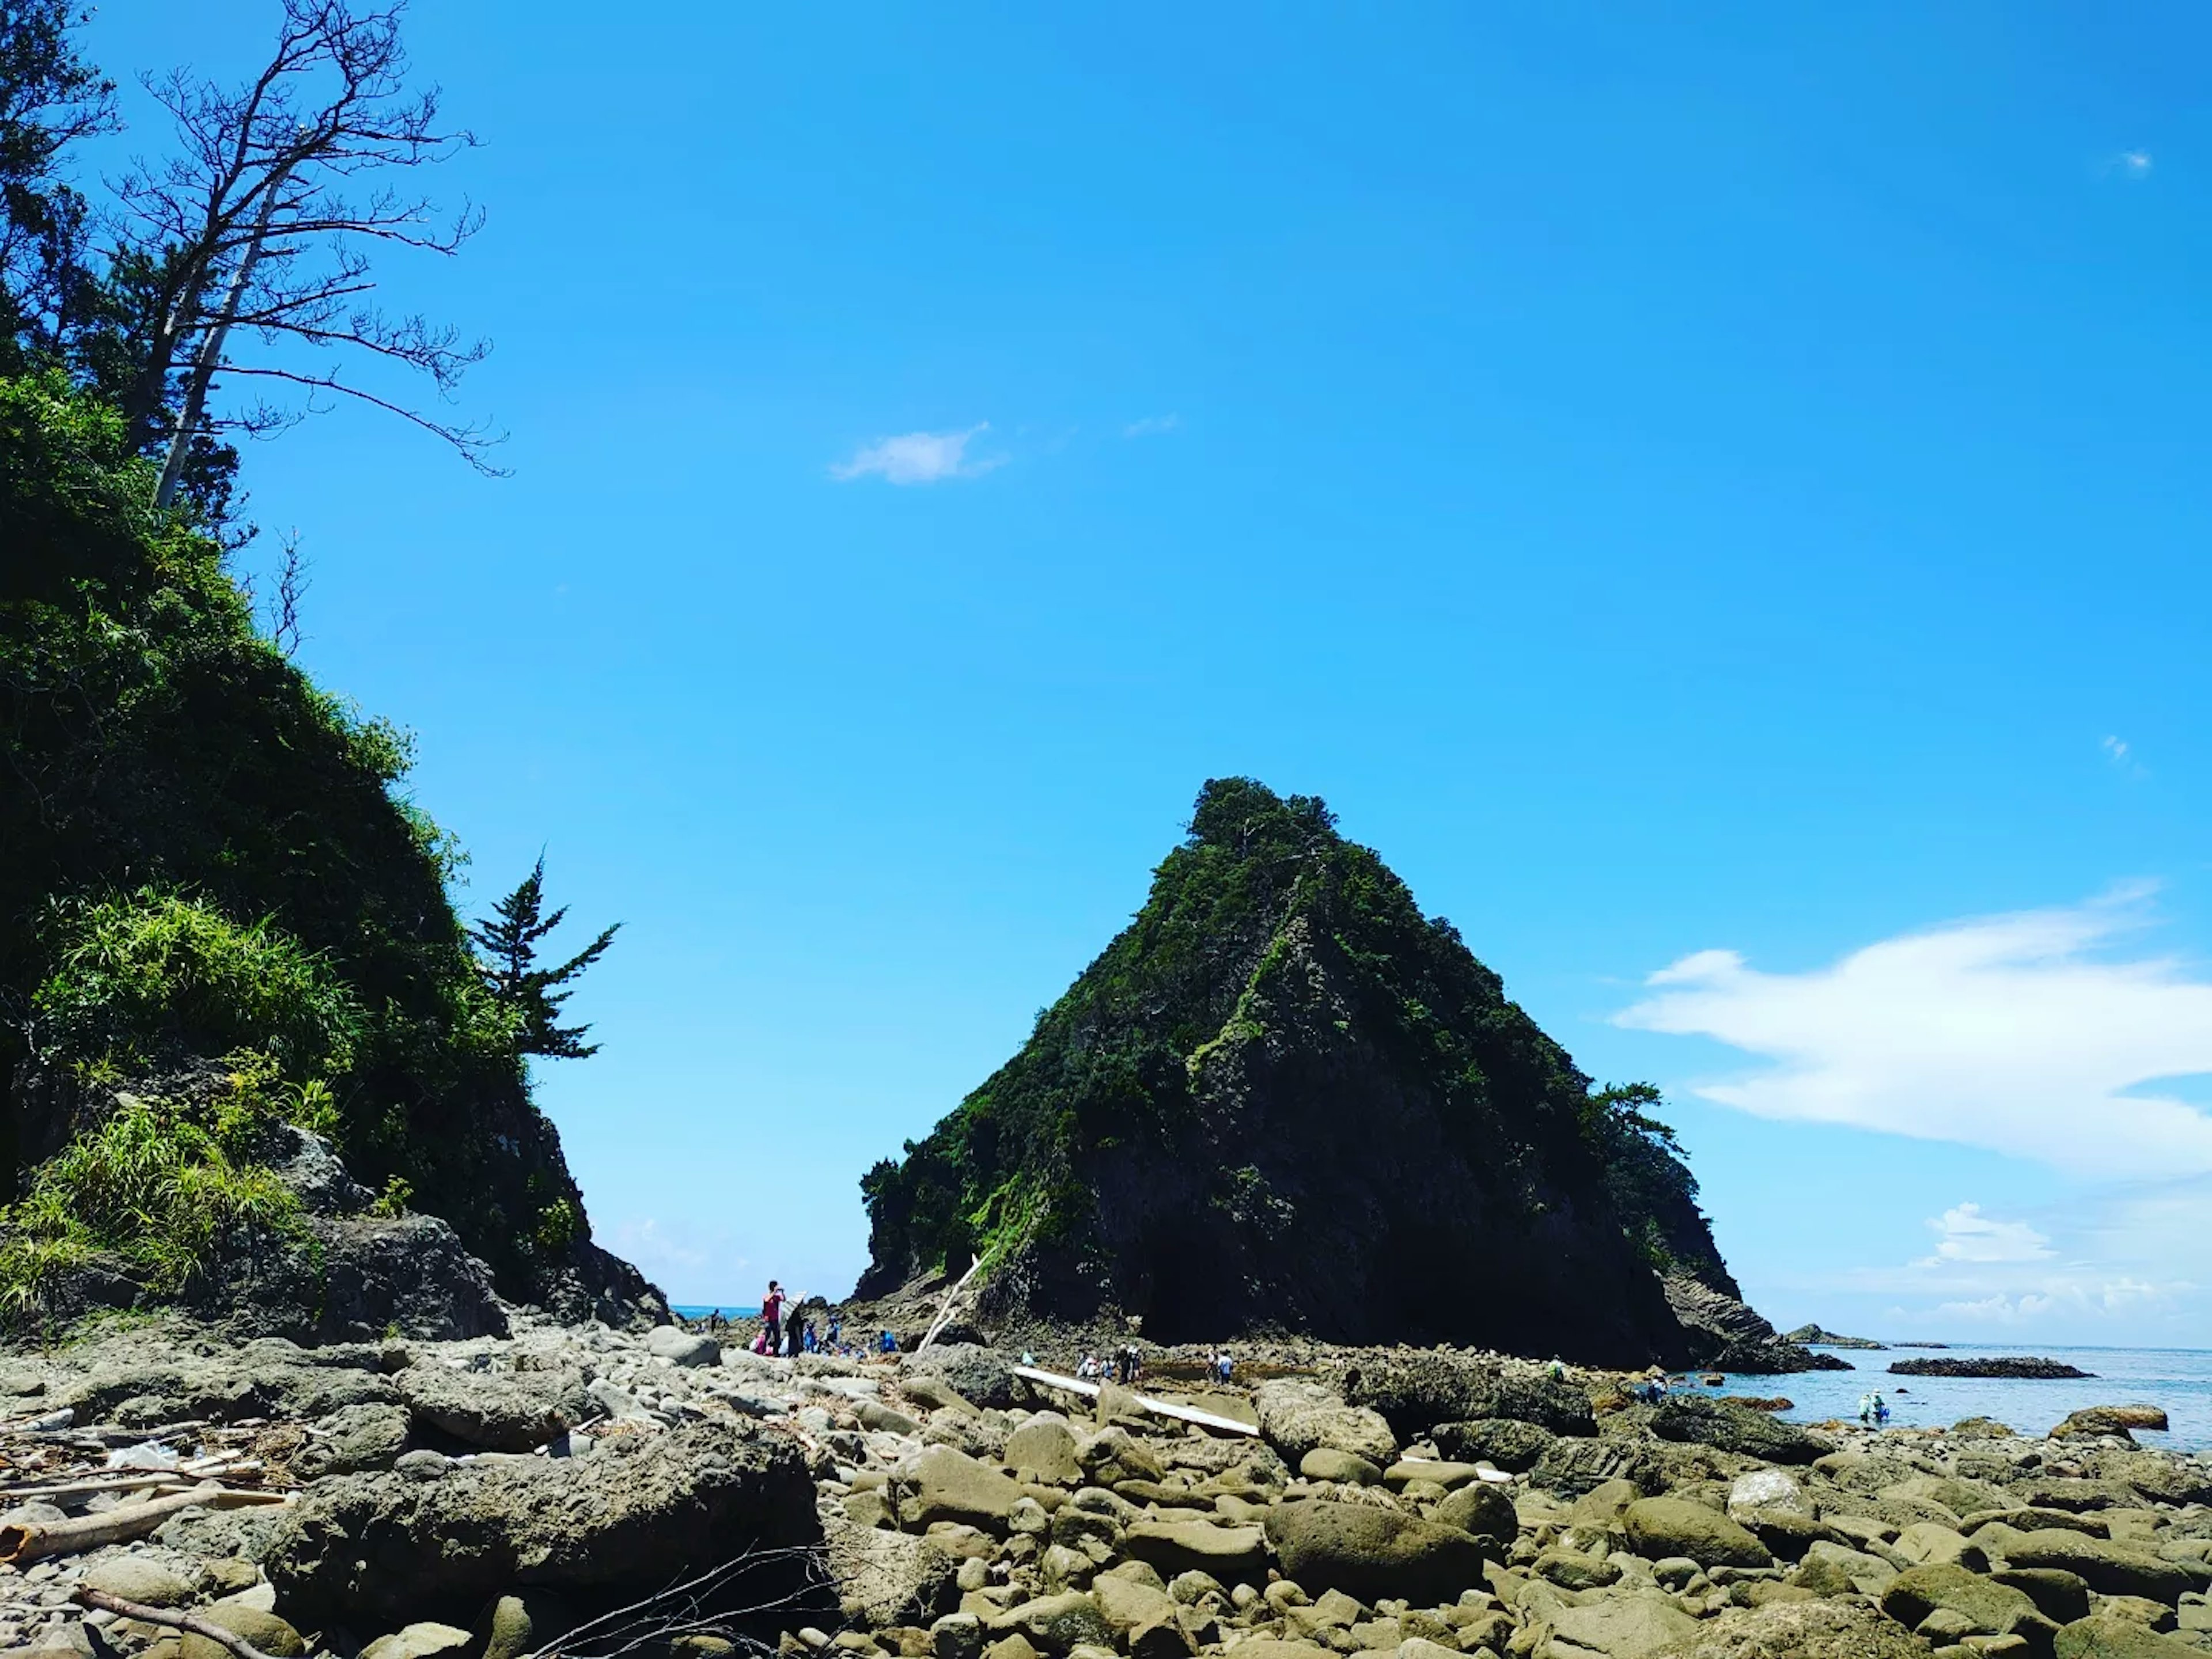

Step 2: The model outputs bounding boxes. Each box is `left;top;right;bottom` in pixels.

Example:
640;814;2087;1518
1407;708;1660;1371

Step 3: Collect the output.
762;1281;786;1354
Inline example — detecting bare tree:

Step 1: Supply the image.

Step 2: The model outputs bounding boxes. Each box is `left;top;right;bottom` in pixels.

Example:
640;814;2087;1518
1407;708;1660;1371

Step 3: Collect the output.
109;0;502;507
267;528;309;655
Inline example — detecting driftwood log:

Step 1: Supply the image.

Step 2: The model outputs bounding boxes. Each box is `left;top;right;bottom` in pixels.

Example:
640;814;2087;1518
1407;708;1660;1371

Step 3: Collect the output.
0;1485;289;1563
70;1586;276;1659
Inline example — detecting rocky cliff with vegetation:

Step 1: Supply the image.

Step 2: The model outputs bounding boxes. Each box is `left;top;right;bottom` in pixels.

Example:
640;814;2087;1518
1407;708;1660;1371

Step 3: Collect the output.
0;374;653;1333
858;779;1757;1365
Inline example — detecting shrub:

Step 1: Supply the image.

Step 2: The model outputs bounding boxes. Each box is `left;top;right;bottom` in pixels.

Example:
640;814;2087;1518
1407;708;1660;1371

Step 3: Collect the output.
32;891;362;1080
0;1092;305;1309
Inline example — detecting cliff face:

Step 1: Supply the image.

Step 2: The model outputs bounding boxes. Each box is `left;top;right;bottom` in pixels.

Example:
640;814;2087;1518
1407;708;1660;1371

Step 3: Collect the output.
0;376;649;1324
858;779;1731;1365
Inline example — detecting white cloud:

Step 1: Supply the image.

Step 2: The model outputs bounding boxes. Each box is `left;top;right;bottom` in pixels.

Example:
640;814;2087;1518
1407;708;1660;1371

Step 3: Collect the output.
830;423;1002;485
1918;1202;2051;1265
1124;414;1180;438
2120;150;2153;177
2104;734;2129;762
1615;888;2212;1177
602;1216;747;1302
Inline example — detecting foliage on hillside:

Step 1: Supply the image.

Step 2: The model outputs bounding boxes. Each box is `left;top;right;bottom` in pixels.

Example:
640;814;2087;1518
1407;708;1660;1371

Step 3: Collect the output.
859;777;1732;1315
0;372;590;1306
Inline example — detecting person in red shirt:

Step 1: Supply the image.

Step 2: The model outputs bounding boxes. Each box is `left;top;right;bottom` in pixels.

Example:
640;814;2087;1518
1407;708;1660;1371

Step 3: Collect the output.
762;1281;786;1353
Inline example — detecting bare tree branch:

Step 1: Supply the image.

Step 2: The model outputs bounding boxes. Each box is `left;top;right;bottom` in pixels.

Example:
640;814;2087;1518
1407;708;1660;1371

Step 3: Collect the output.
103;0;501;502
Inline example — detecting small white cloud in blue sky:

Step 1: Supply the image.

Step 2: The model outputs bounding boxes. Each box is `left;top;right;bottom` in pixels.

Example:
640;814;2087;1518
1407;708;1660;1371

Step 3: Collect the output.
831;423;1002;485
1616;886;2212;1178
2119;150;2153;177
1124;414;1180;438
1916;1202;2051;1266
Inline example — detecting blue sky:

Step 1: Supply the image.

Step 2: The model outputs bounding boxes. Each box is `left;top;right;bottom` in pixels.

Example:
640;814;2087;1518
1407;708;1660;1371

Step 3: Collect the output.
73;2;2212;1339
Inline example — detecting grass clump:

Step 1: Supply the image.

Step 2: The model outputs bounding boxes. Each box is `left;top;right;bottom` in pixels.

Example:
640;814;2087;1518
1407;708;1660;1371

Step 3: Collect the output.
0;1091;306;1311
32;891;362;1082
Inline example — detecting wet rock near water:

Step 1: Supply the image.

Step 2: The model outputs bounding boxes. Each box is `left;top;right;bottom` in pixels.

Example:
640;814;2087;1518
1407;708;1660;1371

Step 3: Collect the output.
1890;1357;2100;1380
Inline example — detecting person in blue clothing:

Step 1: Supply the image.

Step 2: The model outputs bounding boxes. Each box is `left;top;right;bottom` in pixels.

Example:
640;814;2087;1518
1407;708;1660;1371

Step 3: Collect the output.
881;1328;898;1354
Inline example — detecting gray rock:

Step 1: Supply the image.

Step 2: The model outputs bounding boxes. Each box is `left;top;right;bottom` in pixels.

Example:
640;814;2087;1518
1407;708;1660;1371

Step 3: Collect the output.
397;1364;588;1453
1431;1418;1556;1473
1543;1591;1702;1659
820;1500;958;1627
262;1419;817;1624
933;1613;986;1659
297;1402;411;1478
479;1593;577;1659
1253;1381;1397;1468
1266;1499;1491;1604
358;1624;474;1659
1298;1449;1381;1486
1336;1353;1595;1438
2003;1531;2208;1604
646;1327;722;1369
1005;1416;1084;1486
901;1446;1027;1532
1621;1498;1772;1570
79;1558;194;1608
907;1346;1016;1411
1647;1398;1833;1465
988;1592;1115;1654
1433;1481;1517;1547
1667;1599;1930;1659
1880;1563;2054;1643
178;1604;304;1659
1121;1521;1270;1582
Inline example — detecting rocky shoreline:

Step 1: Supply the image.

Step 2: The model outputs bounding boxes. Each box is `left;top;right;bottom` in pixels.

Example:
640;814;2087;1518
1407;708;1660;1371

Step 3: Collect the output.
0;1319;2204;1659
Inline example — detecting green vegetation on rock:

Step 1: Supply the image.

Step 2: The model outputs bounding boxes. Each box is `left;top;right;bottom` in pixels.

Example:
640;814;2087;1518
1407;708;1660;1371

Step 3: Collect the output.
859;778;1729;1357
0;370;620;1320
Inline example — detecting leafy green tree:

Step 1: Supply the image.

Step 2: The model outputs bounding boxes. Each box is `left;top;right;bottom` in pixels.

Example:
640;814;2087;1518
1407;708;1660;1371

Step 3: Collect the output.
469;857;619;1060
0;0;115;372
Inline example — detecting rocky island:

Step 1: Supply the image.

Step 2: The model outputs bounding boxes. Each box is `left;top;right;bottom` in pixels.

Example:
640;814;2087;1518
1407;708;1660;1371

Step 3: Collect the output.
1890;1360;2099;1381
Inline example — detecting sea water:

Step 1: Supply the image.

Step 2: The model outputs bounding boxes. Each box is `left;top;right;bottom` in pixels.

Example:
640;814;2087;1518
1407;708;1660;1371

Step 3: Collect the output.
1681;1343;2212;1452
672;1304;760;1321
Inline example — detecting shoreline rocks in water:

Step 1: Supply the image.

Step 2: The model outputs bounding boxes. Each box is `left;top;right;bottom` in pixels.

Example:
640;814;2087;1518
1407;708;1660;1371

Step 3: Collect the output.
3;1319;2210;1659
1890;1357;2099;1380
1783;1324;1885;1350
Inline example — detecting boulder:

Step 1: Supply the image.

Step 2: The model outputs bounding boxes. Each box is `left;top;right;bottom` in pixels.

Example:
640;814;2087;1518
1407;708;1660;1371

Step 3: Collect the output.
903;1446;1027;1533
1541;1592;1702;1659
1336;1354;1594;1438
1382;1460;1485;1491
396;1364;588;1453
1893;1522;1987;1571
296;1402;412;1478
262;1419;819;1623
79;1558;194;1609
359;1624;473;1659
1671;1599;1932;1659
1648;1398;1832;1465
1880;1564;2055;1646
2053;1408;2166;1440
1791;1541;1896;1598
1621;1498;1772;1569
1299;1449;1381;1486
1266;1499;1490;1604
2054;1615;2203;1659
988;1593;1115;1654
179;1605;305;1659
1993;1571;2093;1628
646;1326;722;1369
1431;1418;1556;1473
907;1346;1016;1411
479;1593;578;1659
2001;1531;2208;1603
1005;1416;1084;1487
1254;1381;1397;1468
1727;1469;1812;1522
1434;1482;1518;1547
1121;1521;1269;1582
821;1501;958;1627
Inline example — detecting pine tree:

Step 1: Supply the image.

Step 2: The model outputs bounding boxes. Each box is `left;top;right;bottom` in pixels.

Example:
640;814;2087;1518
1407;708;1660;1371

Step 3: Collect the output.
470;855;619;1059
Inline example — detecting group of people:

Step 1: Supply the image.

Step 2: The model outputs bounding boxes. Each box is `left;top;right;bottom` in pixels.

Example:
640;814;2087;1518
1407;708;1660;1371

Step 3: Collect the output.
744;1281;848;1358
1857;1391;1892;1425
1074;1345;1148;1384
